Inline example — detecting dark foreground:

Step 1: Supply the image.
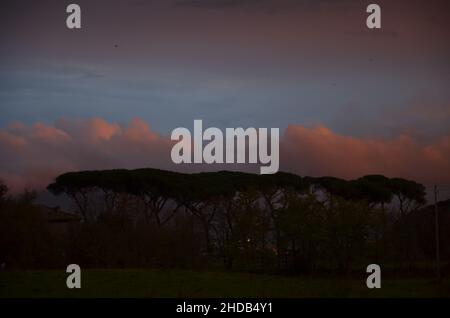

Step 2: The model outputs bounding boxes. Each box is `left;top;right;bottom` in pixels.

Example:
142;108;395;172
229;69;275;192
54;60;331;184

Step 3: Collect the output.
1;269;449;298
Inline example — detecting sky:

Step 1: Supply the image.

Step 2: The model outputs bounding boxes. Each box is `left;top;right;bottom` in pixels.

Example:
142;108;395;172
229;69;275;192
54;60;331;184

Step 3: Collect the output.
0;0;449;200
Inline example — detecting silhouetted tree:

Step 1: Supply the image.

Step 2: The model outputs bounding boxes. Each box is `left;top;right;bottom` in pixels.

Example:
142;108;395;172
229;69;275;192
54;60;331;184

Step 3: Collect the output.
44;168;434;274
389;178;426;217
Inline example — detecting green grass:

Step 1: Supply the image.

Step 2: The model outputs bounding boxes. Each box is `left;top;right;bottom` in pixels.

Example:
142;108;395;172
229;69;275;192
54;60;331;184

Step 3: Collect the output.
0;269;449;298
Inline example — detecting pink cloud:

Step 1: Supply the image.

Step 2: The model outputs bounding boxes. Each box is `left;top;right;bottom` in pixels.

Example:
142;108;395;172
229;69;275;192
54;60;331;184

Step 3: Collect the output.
1;118;449;193
281;125;450;185
0;118;175;192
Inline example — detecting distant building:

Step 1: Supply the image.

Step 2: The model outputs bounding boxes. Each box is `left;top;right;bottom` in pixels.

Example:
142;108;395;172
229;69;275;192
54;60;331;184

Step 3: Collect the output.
34;204;82;234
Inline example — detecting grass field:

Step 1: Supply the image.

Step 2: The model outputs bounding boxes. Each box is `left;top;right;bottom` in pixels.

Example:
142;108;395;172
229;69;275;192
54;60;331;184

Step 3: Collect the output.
1;269;449;298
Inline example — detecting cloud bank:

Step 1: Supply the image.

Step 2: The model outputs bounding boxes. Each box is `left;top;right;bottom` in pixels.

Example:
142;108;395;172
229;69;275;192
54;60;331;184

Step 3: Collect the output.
281;125;450;185
1;118;449;192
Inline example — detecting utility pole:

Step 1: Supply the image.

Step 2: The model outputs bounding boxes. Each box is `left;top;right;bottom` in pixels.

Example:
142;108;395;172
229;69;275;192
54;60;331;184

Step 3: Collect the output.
434;185;441;282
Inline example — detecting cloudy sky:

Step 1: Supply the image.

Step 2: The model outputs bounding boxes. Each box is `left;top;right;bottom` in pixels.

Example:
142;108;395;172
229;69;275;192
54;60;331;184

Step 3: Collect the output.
0;0;449;199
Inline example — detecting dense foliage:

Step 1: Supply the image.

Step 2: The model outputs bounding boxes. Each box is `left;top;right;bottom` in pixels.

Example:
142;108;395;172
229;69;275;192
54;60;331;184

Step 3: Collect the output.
2;169;446;277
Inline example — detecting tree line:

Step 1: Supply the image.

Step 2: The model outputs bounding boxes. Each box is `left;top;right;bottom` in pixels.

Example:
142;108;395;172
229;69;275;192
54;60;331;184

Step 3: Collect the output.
29;168;440;275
